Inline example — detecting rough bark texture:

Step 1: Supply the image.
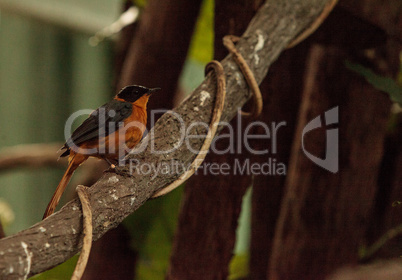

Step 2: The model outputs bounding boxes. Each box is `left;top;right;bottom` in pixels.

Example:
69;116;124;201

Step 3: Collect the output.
118;0;203;113
166;1;259;279
213;0;263;60
0;1;332;278
268;35;391;280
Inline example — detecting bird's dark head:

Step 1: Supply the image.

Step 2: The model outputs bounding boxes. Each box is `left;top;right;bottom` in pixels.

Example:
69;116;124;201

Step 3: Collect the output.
116;85;160;103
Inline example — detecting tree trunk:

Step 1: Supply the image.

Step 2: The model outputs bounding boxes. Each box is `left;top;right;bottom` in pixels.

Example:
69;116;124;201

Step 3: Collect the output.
83;226;137;280
249;44;310;279
118;0;203;113
267;18;392;278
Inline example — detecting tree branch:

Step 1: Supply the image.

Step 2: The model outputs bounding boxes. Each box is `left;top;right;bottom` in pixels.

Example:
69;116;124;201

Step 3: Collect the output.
0;143;64;173
0;0;333;278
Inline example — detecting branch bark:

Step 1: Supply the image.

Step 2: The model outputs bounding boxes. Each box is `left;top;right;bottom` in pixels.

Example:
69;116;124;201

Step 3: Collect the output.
0;0;332;278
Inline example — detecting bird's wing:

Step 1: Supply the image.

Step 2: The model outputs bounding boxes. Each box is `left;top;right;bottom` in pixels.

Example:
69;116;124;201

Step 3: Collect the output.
64;99;133;149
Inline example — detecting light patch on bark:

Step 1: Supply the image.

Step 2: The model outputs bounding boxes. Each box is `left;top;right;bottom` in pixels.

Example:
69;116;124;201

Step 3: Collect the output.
130;197;136;205
21;242;32;280
253;30;265;65
200;91;210;106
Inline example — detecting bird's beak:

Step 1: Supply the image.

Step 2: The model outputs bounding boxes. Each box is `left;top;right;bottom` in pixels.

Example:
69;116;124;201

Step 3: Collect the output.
147;87;161;95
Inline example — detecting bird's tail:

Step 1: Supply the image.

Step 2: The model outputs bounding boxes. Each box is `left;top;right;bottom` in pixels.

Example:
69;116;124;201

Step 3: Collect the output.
43;155;79;219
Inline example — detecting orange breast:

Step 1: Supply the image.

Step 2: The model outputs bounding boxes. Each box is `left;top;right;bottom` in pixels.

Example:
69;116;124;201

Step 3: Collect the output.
77;104;147;160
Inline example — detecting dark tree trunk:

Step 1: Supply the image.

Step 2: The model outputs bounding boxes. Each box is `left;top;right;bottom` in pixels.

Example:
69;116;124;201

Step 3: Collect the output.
249;44;310;279
267;18;392;279
83;227;137;280
118;0;203;113
113;1;139;88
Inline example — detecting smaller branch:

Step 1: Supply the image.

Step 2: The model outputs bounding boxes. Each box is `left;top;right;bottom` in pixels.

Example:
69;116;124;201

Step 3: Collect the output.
71;186;93;280
223;35;263;118
0;143;64;172
89;6;140;46
0;144;106;191
154;35;266;198
360;223;402;262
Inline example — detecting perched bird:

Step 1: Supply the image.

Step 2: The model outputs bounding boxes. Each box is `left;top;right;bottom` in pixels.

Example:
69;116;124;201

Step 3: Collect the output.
43;85;160;219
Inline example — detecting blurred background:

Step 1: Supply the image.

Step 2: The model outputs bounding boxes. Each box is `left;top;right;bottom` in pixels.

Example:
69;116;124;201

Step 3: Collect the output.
0;0;119;233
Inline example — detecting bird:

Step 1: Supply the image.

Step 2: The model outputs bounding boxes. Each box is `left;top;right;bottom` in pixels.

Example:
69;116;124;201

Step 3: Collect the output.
43;85;160;219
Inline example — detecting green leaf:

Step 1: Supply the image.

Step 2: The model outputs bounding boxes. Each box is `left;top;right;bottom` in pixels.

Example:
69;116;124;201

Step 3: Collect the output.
132;0;146;8
188;0;214;63
345;60;402;105
228;254;249;280
131;187;183;280
30;255;79;280
392;201;402;207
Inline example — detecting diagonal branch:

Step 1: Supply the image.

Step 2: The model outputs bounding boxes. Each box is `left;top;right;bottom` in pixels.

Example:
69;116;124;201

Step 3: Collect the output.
0;0;333;278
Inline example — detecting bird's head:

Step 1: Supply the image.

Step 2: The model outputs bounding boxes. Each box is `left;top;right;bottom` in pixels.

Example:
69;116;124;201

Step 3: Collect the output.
116;85;160;106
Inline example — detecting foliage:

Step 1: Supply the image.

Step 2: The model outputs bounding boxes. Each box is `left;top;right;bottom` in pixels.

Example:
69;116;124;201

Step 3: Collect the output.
0;198;14;229
187;0;214;63
132;0;214;63
228;254;249;280
123;188;182;279
133;0;147;9
30;255;79;280
345;60;402;106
